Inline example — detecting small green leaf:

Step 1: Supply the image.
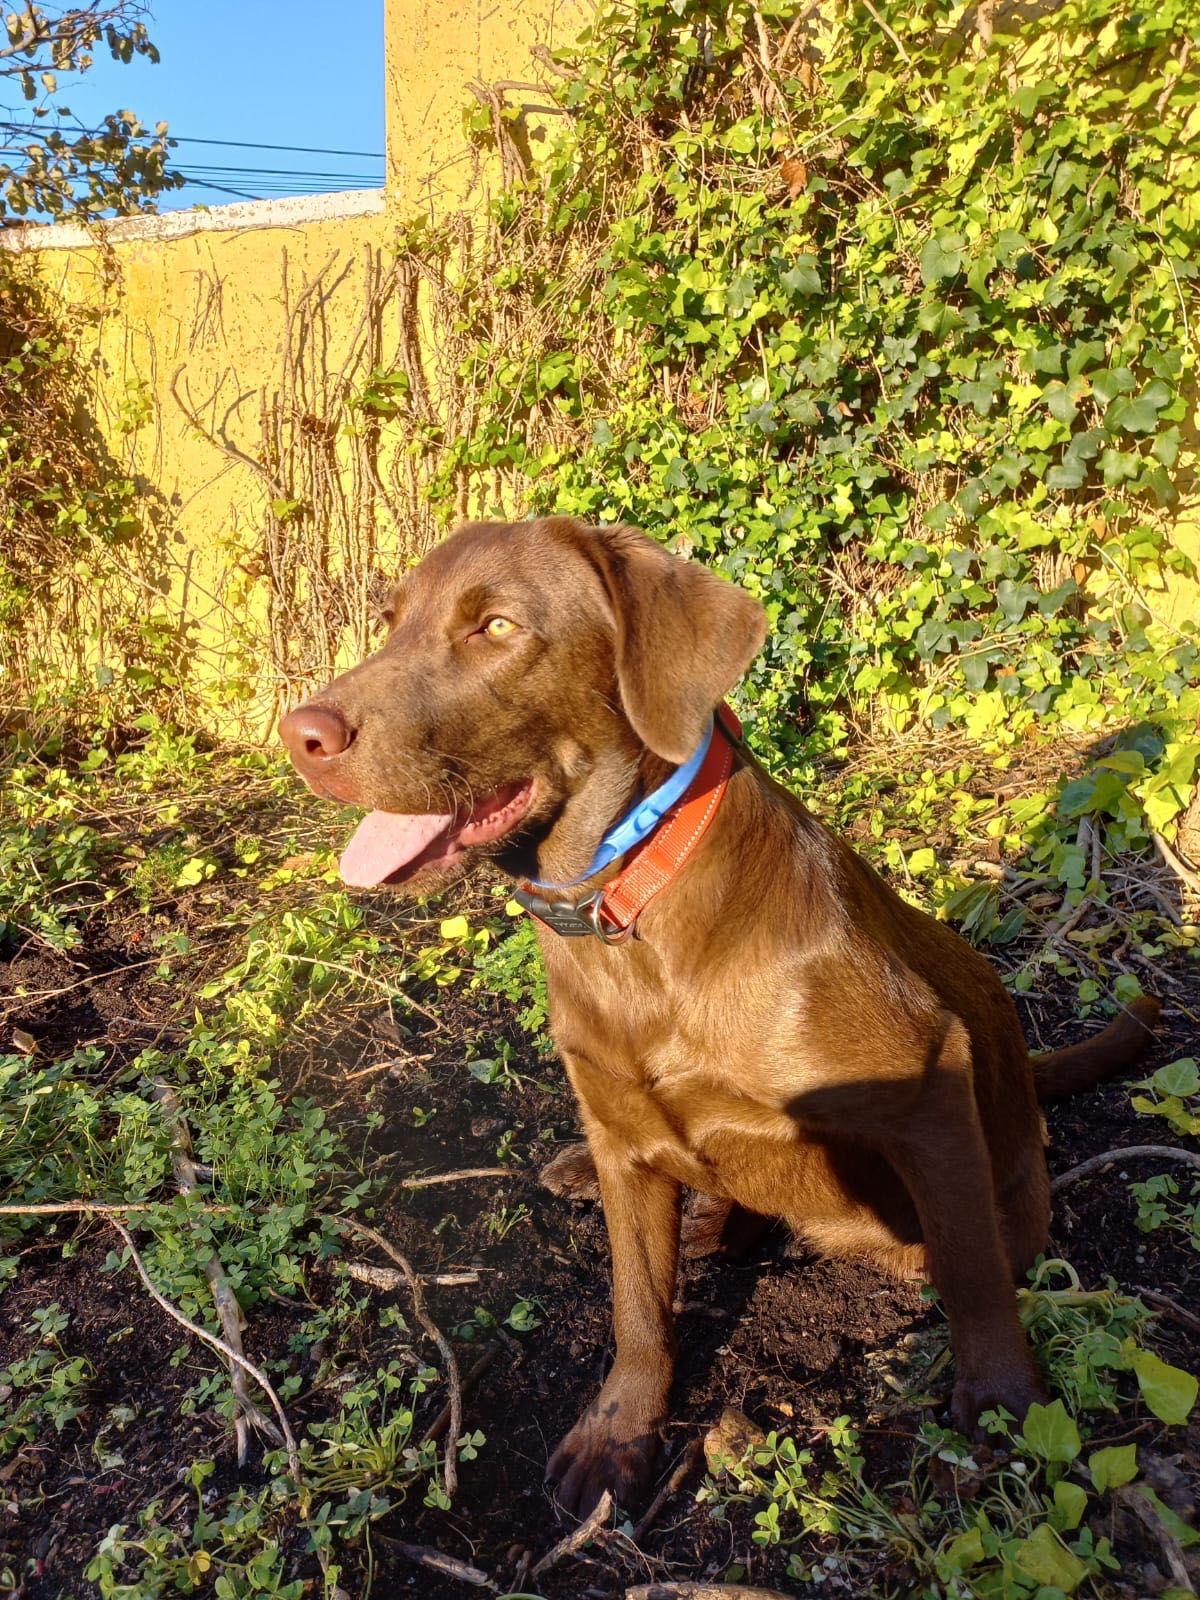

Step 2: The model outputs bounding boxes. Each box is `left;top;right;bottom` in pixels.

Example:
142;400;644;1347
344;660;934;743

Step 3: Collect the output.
1052;1478;1089;1530
1131;1349;1198;1425
920;232;964;286
1151;1058;1199;1098
1088;1442;1138;1491
1012;1521;1087;1591
1021;1399;1081;1463
937;1524;985;1576
1106;393;1164;434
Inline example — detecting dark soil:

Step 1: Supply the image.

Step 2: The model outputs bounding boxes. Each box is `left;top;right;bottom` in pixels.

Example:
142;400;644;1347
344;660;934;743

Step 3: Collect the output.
2;886;1198;1599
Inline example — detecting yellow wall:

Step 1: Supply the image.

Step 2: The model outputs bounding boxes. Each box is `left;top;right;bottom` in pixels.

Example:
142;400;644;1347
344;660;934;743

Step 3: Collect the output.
385;0;589;211
5;197;397;734
2;0;582;735
2;0;1195;737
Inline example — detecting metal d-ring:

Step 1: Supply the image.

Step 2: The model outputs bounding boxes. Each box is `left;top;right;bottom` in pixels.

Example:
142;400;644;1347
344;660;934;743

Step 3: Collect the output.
579;891;636;945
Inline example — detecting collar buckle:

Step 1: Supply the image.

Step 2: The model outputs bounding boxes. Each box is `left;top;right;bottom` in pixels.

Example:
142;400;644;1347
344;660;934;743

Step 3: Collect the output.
512;885;635;943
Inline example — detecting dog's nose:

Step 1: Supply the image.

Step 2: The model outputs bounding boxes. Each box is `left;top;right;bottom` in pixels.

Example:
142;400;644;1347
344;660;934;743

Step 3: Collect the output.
279;702;353;766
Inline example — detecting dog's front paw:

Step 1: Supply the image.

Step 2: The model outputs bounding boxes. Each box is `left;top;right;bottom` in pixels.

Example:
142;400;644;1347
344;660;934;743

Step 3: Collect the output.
546;1375;663;1516
951;1359;1048;1437
540;1143;600;1202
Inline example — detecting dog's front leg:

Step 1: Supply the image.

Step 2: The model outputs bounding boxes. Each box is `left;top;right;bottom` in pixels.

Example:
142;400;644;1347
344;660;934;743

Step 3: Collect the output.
546;1113;681;1517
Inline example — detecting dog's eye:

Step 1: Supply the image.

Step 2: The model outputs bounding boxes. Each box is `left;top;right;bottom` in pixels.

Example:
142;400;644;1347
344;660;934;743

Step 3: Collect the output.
483;616;518;639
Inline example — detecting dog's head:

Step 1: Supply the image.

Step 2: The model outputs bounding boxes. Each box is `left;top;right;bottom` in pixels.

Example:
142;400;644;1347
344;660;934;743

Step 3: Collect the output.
279;517;766;890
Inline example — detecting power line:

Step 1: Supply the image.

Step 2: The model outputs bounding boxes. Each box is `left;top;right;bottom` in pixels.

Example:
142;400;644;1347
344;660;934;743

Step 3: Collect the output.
168;134;383;160
0;119;383;161
2;152;382;189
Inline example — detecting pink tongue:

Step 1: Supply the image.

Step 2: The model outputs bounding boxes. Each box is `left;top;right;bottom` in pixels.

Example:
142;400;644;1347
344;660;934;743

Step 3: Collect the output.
339;809;453;887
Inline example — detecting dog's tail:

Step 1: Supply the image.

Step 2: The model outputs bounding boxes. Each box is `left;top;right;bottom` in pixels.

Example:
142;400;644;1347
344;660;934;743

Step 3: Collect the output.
1031;995;1162;1102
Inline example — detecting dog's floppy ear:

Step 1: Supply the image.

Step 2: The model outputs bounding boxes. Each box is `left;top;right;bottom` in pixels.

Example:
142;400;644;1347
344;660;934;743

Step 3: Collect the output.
573;522;768;763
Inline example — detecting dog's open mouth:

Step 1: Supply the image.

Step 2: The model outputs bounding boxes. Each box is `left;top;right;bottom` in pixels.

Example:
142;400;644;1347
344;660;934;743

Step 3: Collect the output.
338;780;536;888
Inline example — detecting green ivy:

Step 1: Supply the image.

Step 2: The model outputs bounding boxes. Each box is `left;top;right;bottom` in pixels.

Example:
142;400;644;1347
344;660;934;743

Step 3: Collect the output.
411;0;1198;775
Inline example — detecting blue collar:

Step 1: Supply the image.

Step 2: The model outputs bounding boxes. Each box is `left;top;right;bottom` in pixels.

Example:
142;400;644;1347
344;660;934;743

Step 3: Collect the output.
527;716;716;892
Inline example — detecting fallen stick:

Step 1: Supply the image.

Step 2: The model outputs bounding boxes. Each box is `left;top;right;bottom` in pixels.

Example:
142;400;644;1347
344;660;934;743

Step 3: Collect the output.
397;1167;514;1190
532;1488;613;1578
335;1219;463;1496
1113;1485;1195;1593
632;1438;705;1542
1052;1145;1200;1192
1153;831;1200;898
274;952;442;1026
345;1261;480;1290
383;1537;492;1587
422;1343;502;1445
0;955;160;1010
104;1214;300;1484
1132;1286;1200;1337
0;1199;197;1217
156;1082;282;1463
625;1586;797;1600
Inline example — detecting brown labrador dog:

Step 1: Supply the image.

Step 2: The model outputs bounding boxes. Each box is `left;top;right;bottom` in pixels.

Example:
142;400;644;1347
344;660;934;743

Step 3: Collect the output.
280;515;1159;1516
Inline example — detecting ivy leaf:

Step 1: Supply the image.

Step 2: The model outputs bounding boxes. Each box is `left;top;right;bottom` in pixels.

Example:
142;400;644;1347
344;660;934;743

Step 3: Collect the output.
1021;1399;1081;1463
782;257;821;297
1091;366;1136;404
936;1525;985;1577
1088;1443;1139;1491
917;300;964;339
1045;382;1078;423
1012;1521;1087;1591
1107;392;1165;433
1130;1348;1198;1425
957;380;995;415
1052;1478;1089;1531
961;653;991;691
920;232;965;286
1150;1058;1199;1097
997;579;1036;621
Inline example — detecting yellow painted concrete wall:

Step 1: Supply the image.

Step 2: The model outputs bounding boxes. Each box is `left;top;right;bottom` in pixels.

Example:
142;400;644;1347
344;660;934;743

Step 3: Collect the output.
2;0;1195;737
5;196;398;734
385;0;590;211
2;0;581;735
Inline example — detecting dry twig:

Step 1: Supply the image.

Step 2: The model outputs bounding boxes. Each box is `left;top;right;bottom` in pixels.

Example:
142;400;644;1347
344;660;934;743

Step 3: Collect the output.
383;1538;492;1587
632;1438;705;1542
625;1585;797;1600
1052;1145;1200;1191
344;1261;480;1290
1132;1287;1200;1338
105;1215;300;1484
1153;831;1200;898
156;1082;282;1462
421;1343;502;1446
0;1199;203;1217
1113;1485;1195;1593
397;1166;513;1190
533;1488;614;1578
335;1219;463;1495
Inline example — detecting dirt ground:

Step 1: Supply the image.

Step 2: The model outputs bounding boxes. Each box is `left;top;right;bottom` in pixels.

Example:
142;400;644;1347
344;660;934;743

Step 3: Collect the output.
2;880;1198;1598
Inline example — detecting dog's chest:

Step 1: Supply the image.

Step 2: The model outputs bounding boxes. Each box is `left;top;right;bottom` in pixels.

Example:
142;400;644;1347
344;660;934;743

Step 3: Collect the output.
542;941;801;1181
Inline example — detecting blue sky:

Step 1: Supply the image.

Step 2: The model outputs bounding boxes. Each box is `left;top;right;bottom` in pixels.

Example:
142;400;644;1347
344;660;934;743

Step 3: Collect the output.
54;2;385;208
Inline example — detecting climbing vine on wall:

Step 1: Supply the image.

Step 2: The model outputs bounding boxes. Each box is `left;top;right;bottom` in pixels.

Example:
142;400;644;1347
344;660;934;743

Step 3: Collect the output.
389;0;1198;801
0;254;186;728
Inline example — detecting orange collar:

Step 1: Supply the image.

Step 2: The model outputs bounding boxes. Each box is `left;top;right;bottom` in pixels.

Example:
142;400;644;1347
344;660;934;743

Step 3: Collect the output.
515;705;743;942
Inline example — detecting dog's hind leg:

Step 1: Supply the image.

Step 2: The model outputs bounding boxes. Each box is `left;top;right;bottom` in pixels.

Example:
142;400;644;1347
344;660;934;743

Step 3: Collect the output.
542;1144;771;1259
540;1142;601;1201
